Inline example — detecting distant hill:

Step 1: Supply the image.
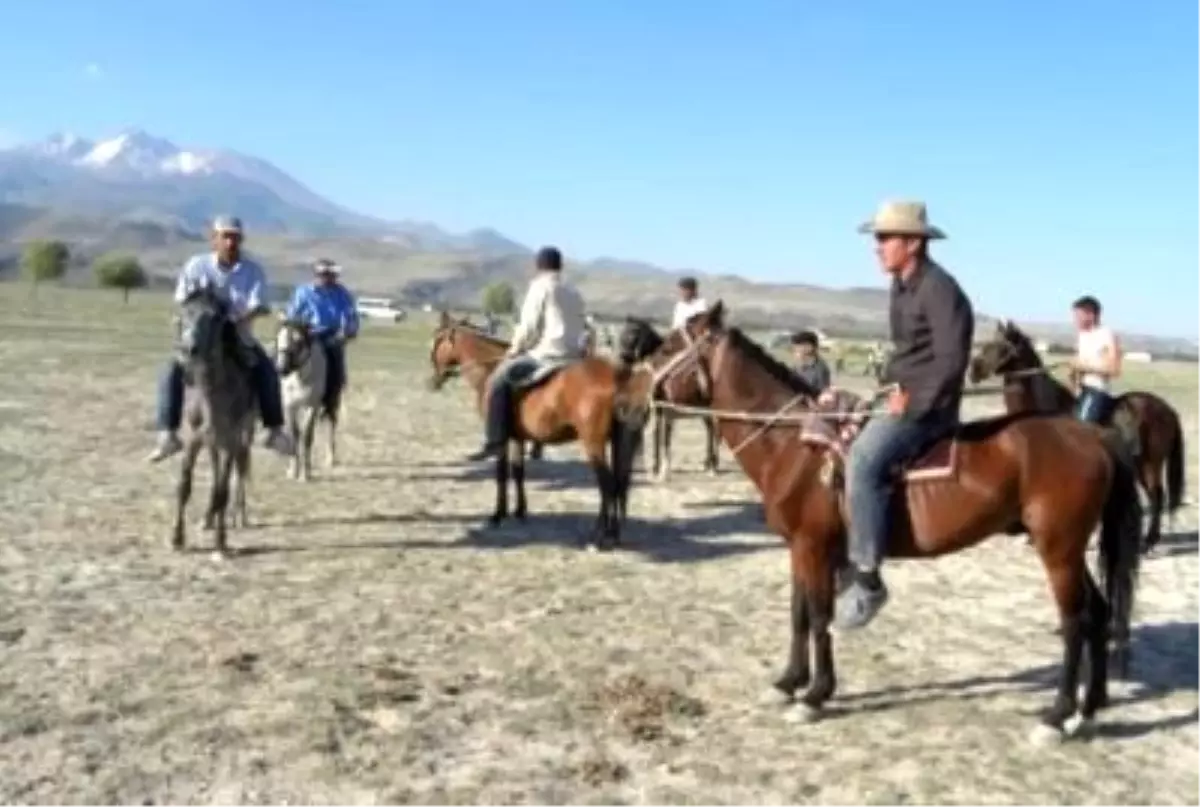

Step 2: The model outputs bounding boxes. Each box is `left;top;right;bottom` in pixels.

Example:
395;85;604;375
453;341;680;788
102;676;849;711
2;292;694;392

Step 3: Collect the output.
0;129;1193;357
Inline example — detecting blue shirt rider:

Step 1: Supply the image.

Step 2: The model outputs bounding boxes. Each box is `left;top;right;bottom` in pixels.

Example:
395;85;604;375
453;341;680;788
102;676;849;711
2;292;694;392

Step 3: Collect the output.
147;215;296;463
284;258;359;412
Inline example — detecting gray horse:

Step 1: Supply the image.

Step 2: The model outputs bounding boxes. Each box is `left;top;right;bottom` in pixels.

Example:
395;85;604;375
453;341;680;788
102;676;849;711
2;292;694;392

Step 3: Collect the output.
172;286;255;557
274;319;337;481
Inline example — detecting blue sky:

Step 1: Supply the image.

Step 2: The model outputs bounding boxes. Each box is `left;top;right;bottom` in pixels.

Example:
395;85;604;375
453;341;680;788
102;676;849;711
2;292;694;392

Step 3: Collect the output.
1;1;1196;337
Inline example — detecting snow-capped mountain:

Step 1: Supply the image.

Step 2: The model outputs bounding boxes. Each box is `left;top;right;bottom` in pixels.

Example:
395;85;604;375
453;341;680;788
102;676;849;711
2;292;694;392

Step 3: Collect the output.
0;128;527;253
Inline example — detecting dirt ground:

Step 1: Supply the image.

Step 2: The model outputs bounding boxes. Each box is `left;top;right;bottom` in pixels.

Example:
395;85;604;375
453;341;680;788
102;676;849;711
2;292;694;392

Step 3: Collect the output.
0;288;1196;805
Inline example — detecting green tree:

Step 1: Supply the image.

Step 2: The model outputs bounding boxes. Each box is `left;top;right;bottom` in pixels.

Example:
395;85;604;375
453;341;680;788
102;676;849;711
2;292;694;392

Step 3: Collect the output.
94;253;149;303
481;281;516;316
21;240;70;296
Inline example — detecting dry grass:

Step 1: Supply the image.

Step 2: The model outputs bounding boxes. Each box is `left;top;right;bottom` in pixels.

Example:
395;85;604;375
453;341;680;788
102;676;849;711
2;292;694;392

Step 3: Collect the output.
0;287;1195;805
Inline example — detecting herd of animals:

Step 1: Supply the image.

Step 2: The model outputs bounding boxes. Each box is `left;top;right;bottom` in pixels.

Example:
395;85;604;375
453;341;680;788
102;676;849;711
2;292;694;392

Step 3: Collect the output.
165;288;1186;744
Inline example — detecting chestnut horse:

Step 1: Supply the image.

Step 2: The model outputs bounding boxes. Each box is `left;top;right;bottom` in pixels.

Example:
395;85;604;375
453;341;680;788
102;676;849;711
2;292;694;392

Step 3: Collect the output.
617;316;720;479
970;319;1185;553
428;313;646;548
637;301;1142;741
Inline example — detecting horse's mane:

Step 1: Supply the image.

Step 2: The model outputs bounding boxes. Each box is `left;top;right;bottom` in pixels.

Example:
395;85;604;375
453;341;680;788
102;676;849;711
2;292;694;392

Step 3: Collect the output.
453;322;510;348
726;327;819;398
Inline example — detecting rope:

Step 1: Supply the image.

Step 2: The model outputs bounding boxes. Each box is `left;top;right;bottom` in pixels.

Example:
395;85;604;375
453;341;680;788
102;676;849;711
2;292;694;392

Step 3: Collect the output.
729;392;810;456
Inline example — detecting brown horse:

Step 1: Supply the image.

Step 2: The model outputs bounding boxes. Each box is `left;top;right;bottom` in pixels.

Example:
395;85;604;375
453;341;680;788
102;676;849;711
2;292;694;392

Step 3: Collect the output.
635;301;1142;741
428;313;646;548
617;315;720;479
970;319;1185;553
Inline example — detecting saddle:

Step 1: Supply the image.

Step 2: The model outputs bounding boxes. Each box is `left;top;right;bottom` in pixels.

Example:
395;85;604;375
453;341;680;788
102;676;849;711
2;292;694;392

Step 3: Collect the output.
509;356;578;393
799;388;959;487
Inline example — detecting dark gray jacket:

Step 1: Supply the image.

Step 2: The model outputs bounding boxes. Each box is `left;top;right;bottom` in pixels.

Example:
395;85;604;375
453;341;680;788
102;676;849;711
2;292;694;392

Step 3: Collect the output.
793;356;832;396
883;259;974;420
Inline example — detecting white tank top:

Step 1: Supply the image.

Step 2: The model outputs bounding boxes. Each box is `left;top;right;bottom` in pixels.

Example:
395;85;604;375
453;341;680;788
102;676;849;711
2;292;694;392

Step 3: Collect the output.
1076;326;1115;391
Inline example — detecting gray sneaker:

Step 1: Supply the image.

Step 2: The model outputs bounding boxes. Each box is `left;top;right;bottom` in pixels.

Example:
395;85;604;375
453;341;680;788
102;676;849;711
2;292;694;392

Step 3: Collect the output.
832;577;889;631
146;432;183;463
263;429;296;457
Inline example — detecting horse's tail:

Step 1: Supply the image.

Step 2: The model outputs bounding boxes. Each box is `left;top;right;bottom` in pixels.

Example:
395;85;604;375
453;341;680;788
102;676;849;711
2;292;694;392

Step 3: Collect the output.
1099;440;1143;676
1166;412;1186;513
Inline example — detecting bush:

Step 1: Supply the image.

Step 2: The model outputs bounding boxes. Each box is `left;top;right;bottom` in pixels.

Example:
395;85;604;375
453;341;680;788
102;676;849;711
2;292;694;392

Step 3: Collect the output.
94;253;149;303
481;281;516;316
21;240;70;295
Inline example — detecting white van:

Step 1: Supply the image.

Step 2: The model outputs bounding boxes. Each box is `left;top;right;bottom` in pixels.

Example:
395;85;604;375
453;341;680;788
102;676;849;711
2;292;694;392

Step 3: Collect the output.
357;296;406;322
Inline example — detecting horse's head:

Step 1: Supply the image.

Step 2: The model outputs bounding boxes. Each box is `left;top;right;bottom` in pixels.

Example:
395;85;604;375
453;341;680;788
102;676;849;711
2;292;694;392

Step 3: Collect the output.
176;285;236;367
274;318;314;376
428;312;468;390
637;300;730;405
969;317;1040;383
616;316;665;365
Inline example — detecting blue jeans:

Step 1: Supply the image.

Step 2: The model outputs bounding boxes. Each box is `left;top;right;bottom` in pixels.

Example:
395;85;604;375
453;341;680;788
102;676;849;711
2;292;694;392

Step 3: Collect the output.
318;336;347;412
846;411;956;571
482;355;540;446
156;344;284;432
1075;386;1115;424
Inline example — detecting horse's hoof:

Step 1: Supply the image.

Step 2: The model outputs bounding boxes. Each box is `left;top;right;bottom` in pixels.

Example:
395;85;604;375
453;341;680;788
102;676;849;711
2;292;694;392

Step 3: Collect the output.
198;519;214;532
783;702;822;724
210;549;231;563
1063;713;1093;739
170;538;185;552
759;686;794;707
1028;722;1065;747
514;509;527;521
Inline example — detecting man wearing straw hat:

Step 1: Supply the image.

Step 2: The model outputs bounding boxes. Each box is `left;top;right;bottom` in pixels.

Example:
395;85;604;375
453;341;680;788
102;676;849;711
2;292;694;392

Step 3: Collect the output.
835;201;975;631
284;258;360;415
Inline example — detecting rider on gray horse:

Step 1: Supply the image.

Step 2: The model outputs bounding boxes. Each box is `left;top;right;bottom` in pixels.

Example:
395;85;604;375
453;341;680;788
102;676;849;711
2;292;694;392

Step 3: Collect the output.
284;258;360;413
466;246;589;461
147;215;296;463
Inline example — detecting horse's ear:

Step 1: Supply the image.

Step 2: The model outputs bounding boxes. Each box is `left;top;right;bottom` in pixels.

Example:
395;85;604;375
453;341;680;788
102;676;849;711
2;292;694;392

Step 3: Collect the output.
708;299;726;328
437;310;452;328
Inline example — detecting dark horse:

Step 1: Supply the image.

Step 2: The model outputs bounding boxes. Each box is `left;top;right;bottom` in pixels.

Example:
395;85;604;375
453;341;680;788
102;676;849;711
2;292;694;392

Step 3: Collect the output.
970;319;1185;553
428;313;646;549
171;286;255;558
637;302;1142;742
617;316;720;479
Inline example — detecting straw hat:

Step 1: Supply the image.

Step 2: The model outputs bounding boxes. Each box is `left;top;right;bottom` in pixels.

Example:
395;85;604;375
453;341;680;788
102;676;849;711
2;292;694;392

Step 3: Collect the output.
857;200;946;240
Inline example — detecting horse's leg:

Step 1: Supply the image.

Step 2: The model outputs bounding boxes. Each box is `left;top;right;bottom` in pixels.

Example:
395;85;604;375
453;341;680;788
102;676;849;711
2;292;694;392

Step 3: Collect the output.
1141;459;1163;553
704;415;720;475
232;442;250;529
172;439;202;551
658;413;674;481
287;406;301;480
301;405;318;482
584;442;617;551
790;554;837;721
489;450;509;527
511;440;528;520
650;409;664;479
529;441;544;461
202;445;219;530
211;450;235;559
1030;544;1088;743
1079;569;1111;719
325;405;339;469
770;548;811;702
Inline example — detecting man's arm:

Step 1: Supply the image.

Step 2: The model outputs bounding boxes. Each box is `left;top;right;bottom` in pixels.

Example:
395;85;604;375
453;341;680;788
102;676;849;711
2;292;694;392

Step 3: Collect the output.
508;279;547;355
340;286;360;338
915;276;974;415
239;261;270;323
284;285;309;323
174;256;201;303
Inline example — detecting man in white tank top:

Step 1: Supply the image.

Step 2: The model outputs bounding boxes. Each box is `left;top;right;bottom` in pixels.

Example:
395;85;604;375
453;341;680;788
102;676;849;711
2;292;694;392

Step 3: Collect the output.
1070;295;1123;423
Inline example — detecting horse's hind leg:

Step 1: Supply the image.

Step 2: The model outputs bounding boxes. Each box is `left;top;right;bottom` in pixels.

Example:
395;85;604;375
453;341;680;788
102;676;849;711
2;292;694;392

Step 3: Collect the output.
511;441;528;520
211;451;235;559
325;406;338;469
489;452;510;527
1142;463;1164;553
704;415;720;475
584;444;617;551
1079;569;1111;718
202;445;219;530
231;444;251;528
301;406;318;482
172;440;203;551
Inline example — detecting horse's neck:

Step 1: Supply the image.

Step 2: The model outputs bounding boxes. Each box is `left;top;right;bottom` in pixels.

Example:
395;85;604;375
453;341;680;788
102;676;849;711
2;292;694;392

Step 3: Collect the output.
1010;369;1073;414
293;342;326;386
192;353;251;413
707;358;815;490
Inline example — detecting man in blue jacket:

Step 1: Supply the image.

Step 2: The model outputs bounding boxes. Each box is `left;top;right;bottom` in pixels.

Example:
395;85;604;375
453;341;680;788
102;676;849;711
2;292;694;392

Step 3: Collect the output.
284;258;359;413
